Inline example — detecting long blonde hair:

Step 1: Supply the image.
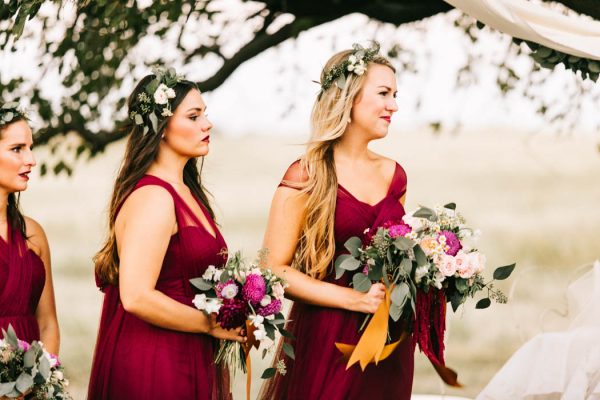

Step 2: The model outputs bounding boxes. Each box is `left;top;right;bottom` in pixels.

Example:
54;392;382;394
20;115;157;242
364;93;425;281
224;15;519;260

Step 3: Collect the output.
294;48;395;280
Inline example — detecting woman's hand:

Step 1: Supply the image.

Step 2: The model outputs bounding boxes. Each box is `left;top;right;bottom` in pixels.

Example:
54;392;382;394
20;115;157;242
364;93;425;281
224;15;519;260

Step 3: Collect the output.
351;282;386;314
207;314;247;343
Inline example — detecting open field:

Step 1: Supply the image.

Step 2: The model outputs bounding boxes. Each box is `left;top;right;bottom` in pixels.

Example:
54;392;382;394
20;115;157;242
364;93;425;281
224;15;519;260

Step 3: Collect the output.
21;127;600;399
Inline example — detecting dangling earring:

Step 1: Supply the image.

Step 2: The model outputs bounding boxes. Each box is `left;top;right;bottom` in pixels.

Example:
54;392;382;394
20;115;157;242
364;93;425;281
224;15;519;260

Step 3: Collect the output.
347;117;351;124
161;133;165;139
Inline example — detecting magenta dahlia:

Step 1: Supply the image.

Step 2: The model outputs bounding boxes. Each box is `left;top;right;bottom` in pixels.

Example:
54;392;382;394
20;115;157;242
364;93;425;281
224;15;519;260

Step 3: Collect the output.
216;298;248;329
258;299;282;317
439;230;462;256
242;274;267;304
388;223;412;238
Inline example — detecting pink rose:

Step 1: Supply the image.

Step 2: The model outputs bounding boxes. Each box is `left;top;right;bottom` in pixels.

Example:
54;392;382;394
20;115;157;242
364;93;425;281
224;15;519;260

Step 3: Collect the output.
456;251;478;278
271;282;285;301
437;254;457;277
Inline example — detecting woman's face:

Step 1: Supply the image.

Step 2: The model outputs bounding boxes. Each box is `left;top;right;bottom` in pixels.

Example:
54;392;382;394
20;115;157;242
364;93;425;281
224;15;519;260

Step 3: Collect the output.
0;120;36;194
162;89;213;158
350;64;398;140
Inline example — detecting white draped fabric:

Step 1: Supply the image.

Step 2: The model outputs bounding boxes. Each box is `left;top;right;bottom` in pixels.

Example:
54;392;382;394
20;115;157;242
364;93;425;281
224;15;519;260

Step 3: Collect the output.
443;0;600;60
477;261;600;400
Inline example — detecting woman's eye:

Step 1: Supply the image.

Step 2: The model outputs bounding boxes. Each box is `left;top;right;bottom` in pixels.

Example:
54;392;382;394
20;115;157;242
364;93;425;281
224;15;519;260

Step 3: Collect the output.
11;147;22;153
190;116;198;121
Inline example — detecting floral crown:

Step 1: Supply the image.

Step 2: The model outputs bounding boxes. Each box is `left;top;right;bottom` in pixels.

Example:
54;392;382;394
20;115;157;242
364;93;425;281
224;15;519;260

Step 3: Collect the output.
319;42;381;93
0;102;28;127
129;66;185;135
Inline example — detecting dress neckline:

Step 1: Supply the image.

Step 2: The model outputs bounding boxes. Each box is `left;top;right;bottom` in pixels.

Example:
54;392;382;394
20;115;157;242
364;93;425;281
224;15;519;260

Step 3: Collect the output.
337;163;399;207
143;175;219;241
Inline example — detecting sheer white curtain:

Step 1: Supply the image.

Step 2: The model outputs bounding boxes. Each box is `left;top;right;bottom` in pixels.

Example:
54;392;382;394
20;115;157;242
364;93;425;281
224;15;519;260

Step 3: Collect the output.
443;0;600;60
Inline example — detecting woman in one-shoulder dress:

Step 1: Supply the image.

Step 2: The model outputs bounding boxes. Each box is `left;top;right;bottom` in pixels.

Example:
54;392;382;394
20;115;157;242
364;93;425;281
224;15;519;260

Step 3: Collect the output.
259;44;414;400
88;70;245;400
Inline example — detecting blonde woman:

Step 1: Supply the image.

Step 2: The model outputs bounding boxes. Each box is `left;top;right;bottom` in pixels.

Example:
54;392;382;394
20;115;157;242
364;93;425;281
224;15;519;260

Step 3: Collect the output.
259;43;413;399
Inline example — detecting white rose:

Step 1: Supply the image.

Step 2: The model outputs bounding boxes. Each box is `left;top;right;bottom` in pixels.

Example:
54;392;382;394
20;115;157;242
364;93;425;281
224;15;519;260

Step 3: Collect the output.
192;294;207;310
221;283;238;300
455;251;477;279
202;265;216;281
437;254;457;277
433;271;444;289
402;214;424;231
415;265;429;283
161;108;172;117
204;299;222;314
254;327;267;341
249;314;264;328
154;89;168;105
348;55;357;63
260;295;272;307
165;87;176;99
53;370;64;381
272;282;285;300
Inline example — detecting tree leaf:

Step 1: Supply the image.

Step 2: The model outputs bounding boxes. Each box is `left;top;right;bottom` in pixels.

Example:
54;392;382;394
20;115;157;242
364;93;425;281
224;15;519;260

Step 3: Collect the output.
343;236;362;257
282;342;295;360
493;263;516;280
476;298;491;309
352;273;372;293
261;368;276;379
189;277;212;291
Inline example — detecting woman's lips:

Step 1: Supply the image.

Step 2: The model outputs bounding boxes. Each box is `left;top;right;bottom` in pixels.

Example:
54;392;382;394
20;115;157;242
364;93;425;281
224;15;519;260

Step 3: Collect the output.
19;172;30;181
201;135;210;142
381;116;391;123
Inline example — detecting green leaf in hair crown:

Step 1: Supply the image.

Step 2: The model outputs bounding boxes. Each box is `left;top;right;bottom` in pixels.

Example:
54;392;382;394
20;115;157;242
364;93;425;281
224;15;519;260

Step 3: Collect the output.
320;41;381;93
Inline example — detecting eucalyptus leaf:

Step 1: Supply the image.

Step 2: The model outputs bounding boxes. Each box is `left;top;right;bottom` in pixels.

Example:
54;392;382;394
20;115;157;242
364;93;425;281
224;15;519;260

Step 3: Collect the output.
413;245;427;267
282;342;295;360
134;113;143;125
393;236;413;251
280;329;296;340
24;347;37;368
264;323;276;341
2;102;19;109
367;263;383;281
400;258;412;276
493;263;516;280
391;282;409;307
413;206;436;220
443;202;456;210
352;273;372;293
335;74;346;90
261;368;276;379
143;126;149;135
343;236;362;257
337;254;361;272
389;303;403;321
0;382;16;397
455;278;469;294
189;277;212;291
476;298;491;309
450;292;463;312
38;354;51;380
149;112;158;133
15;372;34;393
4;324;19;349
3;112;14;121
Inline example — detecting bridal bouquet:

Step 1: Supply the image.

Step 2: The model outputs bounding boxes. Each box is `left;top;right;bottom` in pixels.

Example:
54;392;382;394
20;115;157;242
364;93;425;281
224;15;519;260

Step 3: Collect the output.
190;252;292;378
0;325;71;399
334;203;515;384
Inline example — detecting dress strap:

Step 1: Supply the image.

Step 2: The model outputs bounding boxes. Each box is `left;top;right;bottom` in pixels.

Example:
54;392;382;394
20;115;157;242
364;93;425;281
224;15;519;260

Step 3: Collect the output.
278;159;309;190
388;162;408;200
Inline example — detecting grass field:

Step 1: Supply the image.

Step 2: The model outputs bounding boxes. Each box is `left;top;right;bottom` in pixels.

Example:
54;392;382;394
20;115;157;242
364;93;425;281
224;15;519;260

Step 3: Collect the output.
21;127;600;399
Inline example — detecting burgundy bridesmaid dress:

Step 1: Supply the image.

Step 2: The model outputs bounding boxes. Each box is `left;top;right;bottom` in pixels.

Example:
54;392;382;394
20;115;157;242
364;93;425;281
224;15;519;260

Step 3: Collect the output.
0;222;45;343
260;161;414;400
88;175;231;400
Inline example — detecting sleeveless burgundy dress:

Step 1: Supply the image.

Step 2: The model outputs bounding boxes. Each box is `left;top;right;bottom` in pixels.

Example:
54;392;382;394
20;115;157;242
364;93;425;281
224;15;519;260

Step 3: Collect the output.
88;175;231;400
0;222;45;343
260;161;415;400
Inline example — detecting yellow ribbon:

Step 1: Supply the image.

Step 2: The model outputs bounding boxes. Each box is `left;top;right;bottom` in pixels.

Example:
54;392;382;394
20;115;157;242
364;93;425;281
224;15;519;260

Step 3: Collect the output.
335;286;406;370
243;321;260;400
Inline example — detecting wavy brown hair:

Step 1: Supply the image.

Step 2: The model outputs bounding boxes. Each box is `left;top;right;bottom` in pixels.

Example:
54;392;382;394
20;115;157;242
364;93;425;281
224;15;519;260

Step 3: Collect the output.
94;75;214;285
295;49;395;280
0;117;28;240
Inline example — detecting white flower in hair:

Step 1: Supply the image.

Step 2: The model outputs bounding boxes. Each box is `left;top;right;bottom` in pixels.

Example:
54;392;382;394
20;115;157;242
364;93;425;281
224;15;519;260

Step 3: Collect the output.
166;88;176;99
154;89;168;105
161;108;173;117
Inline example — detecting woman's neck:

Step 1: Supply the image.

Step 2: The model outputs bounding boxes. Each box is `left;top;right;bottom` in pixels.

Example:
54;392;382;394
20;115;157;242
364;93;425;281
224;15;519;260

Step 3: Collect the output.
334;131;372;165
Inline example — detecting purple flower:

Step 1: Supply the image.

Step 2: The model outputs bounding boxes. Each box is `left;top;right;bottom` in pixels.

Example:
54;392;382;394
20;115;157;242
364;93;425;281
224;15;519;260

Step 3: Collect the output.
439;230;462;256
258;299;282;317
362;264;370;275
217;298;248;329
243;274;267;304
17;340;30;351
388;223;412;238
